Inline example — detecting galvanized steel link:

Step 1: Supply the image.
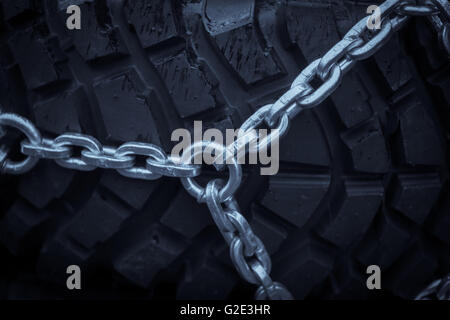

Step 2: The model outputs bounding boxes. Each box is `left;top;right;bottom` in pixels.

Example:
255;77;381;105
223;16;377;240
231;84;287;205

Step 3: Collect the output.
214;104;290;171
22;138;72;159
396;0;441;16
180;141;242;203
203;179;292;299
0;113;201;179
115;142;165;180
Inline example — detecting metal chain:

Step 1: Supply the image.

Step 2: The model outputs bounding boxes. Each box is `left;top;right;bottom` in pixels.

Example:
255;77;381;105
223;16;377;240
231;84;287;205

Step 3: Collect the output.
0;113;200;178
426;0;450;56
1;0;449;300
202;179;293;300
396;0;441;16
415;275;450;300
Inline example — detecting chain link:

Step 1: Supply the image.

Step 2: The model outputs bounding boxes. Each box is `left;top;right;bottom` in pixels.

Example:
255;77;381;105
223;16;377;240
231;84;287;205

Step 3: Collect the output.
427;0;450;56
1;0;450;300
0;116;200;179
396;0;441;16
203;179;293;299
416;274;450;300
0;112;41;174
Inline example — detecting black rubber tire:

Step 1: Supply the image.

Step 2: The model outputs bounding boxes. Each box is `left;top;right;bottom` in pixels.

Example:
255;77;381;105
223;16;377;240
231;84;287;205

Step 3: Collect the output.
0;0;449;300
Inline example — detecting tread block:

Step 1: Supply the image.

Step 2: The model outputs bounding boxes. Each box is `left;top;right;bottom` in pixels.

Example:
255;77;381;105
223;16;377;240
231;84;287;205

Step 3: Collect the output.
0;53;29;113
285;3;340;62
279;110;331;166
7;276;60;300
114;224;186;288
0;200;49;255
177;255;238;299
331;3;366;34
213;24;283;85
373;35;412;91
66;191;130;250
428;189;450;246
428;68;450;122
93;68;161;144
356;212;411;269
18;161;75;208
33;86;86;135
100;171;158;210
8;24;70;89
1;0;38;21
59;0;128;61
160;191;213;239
329;262;370;299
124;0;178;48
341;117;390;173
260;174;330;228
414;20;448;70
318;179;383;248
386;243;438;299
37;237;89;285
331;72;372;127
154;51;217;118
273;238;334;299
250;207;288;255
391;174;441;224
398;103;444;166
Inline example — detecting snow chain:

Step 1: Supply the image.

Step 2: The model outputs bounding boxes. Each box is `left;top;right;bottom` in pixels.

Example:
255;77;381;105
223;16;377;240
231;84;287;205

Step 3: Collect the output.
416;275;450;299
1;0;449;300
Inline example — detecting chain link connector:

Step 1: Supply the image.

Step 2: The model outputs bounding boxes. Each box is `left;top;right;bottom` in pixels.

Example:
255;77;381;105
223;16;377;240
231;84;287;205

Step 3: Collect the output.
264;83;312;127
53;133;101;171
226;210;259;257
21;138;72;159
348;16;401;60
204;179;238;238
295;59;343;109
251;261;293;300
230;236;272;285
82;146;134;169
115;142;164;180
146;156;202;178
213;104;290;172
255;281;294;300
180;141;242;203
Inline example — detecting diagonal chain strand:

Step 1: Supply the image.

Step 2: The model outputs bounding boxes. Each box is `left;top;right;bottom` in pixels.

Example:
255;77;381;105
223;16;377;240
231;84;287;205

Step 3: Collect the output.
0;0;449;300
415;275;450;300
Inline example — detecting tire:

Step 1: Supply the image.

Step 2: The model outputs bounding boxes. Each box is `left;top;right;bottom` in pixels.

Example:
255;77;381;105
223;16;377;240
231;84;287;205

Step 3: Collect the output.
0;0;449;300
